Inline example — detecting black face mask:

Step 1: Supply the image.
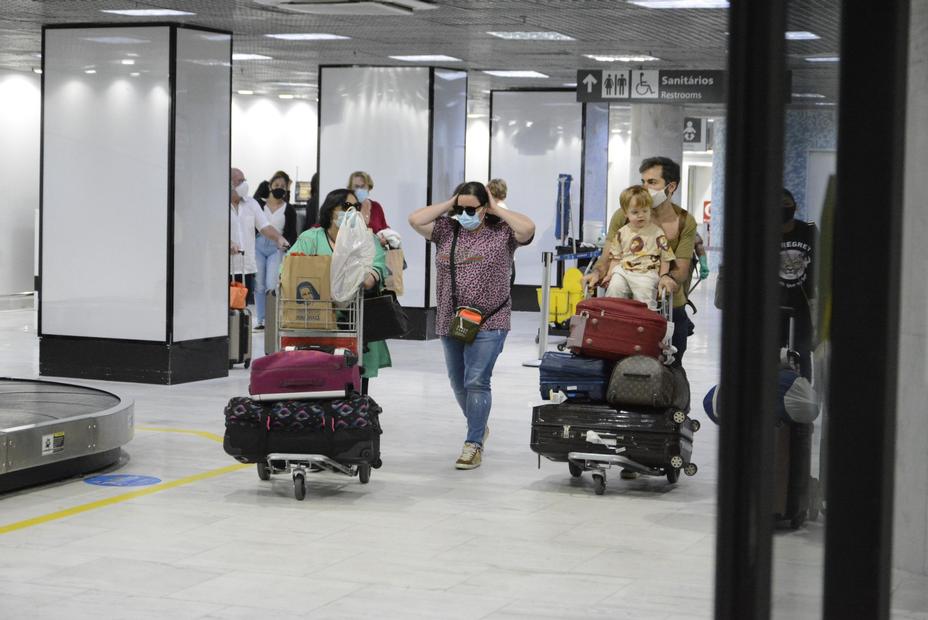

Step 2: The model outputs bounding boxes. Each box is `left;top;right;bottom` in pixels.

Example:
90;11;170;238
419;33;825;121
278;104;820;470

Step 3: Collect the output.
271;188;286;200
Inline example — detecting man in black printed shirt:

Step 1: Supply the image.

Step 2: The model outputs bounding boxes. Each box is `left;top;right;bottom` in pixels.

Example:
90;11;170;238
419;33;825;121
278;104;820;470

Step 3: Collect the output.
780;188;817;380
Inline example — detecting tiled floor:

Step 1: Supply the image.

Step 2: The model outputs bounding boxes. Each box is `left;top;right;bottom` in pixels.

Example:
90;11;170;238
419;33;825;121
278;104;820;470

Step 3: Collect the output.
0;280;925;619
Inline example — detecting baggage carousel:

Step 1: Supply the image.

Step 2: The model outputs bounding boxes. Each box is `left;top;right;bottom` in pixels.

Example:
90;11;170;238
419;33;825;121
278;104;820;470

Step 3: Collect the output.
0;378;133;493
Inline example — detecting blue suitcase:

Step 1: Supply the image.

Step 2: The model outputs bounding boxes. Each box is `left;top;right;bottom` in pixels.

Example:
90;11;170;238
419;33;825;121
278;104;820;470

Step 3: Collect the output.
539;352;614;402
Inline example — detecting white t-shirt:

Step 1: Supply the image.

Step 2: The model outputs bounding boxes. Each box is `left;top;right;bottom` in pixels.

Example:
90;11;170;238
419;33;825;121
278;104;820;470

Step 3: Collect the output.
230;197;270;274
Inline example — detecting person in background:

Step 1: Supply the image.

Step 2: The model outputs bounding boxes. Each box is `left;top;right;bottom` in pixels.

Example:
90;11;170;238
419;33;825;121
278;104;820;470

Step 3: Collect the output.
302;172;320;231
253;170;298;330
348;171;390;245
253;180;270;208
780;188;817;380
408;182;535;470
230;167;289;309
487;178;516;287
285;188;391;394
695;233;710;279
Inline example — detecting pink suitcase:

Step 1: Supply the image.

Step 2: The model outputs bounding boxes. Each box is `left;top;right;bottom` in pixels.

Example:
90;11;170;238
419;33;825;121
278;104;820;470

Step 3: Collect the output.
566;297;671;361
249;348;361;397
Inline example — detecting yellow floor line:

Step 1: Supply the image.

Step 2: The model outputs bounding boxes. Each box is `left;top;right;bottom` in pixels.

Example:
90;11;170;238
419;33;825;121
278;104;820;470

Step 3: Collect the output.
135;426;225;444
0;427;247;536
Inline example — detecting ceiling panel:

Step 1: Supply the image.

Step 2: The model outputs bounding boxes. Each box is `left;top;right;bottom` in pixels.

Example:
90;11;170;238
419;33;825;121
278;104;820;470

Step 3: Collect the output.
0;0;840;106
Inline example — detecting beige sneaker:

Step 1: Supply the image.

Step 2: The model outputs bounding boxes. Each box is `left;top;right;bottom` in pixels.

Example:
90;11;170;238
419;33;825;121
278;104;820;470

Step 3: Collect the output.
455;442;482;470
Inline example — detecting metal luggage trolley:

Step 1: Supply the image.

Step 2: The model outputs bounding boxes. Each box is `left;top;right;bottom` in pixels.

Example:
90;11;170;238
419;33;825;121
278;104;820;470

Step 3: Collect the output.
257;286;373;501
562;290;699;495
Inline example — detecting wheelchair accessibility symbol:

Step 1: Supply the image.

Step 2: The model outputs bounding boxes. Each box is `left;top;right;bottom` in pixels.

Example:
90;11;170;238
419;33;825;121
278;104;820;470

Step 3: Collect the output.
631;70;660;99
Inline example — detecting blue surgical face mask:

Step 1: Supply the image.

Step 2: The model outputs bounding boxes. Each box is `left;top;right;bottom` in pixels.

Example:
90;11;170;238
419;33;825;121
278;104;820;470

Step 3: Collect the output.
353;188;369;202
335;211;347;227
453;211;482;231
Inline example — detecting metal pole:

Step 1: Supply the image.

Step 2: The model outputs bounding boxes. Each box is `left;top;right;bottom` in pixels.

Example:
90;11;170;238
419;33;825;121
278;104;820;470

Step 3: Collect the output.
523;251;553;368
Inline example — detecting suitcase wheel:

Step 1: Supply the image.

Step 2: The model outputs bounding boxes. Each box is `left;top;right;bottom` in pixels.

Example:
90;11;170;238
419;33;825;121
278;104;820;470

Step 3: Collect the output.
293;472;306;501
229;360;234;370
667;468;680;484
672;410;686;424
691;419;701;432
568;462;583;478
593;473;606;495
257;462;271;481
358;464;371;484
244;359;251;369
670;455;684;469
684;463;698;477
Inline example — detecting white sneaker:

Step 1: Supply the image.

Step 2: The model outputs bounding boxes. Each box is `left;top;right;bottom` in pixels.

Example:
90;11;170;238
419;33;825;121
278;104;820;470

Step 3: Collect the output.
455;442;482;470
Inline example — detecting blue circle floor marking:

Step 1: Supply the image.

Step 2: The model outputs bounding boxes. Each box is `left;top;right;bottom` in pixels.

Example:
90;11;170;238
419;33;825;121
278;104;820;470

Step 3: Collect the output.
84;474;161;487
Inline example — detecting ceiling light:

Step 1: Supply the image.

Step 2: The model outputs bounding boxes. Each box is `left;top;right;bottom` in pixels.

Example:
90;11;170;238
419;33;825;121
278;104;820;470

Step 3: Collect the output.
467;113;487;119
101;9;195;16
483;70;549;78
32;68;43;74
786;31;820;40
792;93;826;98
84;69;97;74
233;53;273;61
563;82;577;87
805;56;840;63
266;33;350;41
33;53;42;58
435;70;466;80
278;94;295;99
120;59;135;65
629;0;729;8
584;54;660;62
237;90;255;95
130;72;140;77
390;54;462;62
487;31;575;41
255;0;436;16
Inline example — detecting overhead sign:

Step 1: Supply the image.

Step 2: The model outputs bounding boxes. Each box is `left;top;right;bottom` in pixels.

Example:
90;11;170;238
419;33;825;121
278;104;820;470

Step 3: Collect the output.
683;117;707;151
577;69;727;104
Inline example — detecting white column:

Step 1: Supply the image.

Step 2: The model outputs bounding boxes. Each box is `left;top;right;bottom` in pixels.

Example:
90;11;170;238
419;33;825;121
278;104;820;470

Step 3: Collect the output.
628;104;684;183
893;0;928;578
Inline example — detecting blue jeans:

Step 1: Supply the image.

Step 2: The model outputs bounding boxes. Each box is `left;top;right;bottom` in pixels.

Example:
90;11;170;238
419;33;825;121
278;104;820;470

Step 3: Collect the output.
254;234;283;324
440;329;508;445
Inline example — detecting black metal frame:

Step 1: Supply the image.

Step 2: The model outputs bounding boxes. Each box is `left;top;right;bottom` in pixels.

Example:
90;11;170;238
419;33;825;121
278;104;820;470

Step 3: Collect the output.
38;22;232;384
714;1;786;618
822;2;909;618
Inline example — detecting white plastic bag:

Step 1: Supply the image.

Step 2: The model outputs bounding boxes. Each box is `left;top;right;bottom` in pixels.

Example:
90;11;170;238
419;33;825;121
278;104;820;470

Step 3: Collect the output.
330;208;376;302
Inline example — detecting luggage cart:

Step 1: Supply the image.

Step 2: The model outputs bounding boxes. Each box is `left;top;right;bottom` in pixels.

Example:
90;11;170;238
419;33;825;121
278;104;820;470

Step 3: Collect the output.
255;287;375;501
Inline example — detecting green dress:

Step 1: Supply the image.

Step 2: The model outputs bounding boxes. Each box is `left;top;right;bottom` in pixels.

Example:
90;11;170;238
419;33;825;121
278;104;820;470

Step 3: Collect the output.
284;227;392;378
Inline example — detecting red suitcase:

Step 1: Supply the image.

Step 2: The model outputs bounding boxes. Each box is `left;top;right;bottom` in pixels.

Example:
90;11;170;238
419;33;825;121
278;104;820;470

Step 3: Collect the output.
566;298;670;361
249;348;361;398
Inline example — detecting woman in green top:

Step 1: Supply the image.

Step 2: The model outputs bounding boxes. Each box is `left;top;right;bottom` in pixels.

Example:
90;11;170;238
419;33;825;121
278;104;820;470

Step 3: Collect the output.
285;188;392;392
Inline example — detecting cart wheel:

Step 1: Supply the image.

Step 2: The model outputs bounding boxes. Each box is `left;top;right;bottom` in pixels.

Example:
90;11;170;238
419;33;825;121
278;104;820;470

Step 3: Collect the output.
557;343;567;352
228;360;234;369
372;458;383;469
568;462;583;478
244;359;251;369
670;455;684;469
257;462;270;481
593;473;606;495
808;478;821;522
790;509;807;530
684;462;698;477
691;419;701;432
672;410;686;424
293;473;306;501
358;464;371;484
666;468;680;484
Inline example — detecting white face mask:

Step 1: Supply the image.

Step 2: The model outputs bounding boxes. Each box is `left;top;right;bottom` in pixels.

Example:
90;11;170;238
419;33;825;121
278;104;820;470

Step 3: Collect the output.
648;187;668;207
234;181;249;199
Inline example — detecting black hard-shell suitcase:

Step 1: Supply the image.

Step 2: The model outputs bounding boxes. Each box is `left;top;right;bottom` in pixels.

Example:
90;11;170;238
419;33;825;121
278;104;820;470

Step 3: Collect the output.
538;352;614;401
229;307;252;369
530;403;697;474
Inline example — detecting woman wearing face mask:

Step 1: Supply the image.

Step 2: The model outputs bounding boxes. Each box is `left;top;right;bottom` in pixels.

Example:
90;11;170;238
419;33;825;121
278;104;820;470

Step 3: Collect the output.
253;170;298;330
285;188;391;392
348;171;391;244
408;182;536;470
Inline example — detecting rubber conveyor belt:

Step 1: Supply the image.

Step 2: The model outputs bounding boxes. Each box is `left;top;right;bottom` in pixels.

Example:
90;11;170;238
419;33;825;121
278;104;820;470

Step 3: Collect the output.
0;378;134;493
